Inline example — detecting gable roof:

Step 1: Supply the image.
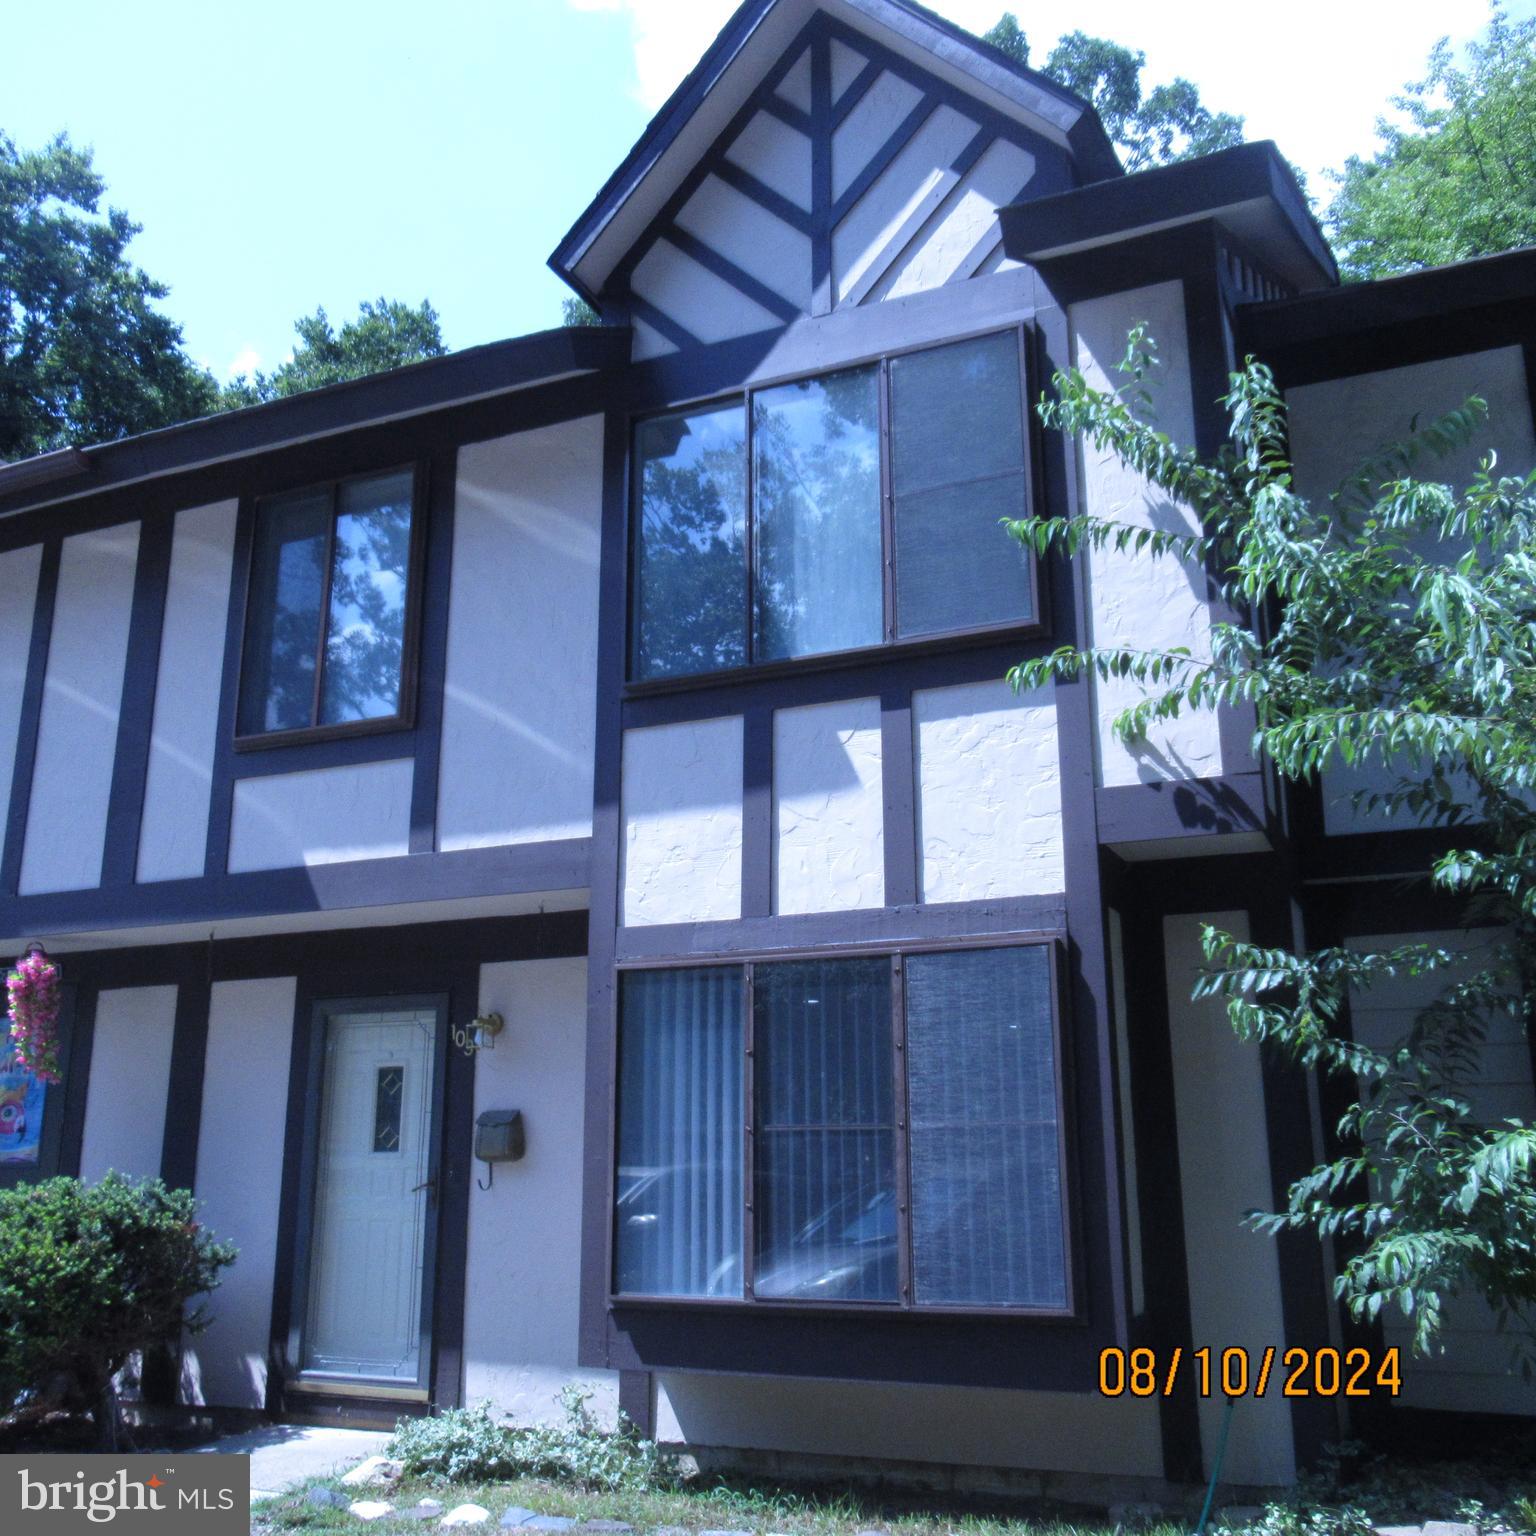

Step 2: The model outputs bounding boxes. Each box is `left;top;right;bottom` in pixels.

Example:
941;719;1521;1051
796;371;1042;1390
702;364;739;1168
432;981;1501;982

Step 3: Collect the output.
549;0;1120;304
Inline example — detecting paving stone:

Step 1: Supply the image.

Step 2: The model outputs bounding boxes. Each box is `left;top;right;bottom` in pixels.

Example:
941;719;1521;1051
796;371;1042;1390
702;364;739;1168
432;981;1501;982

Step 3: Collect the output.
1373;1526;1423;1536
699;1529;754;1536
349;1501;396;1522
442;1507;492;1528
308;1487;352;1509
524;1520;576;1532
342;1456;403;1488
399;1503;446;1523
578;1523;633;1533
1422;1525;1476;1536
502;1510;540;1528
650;1527;689;1536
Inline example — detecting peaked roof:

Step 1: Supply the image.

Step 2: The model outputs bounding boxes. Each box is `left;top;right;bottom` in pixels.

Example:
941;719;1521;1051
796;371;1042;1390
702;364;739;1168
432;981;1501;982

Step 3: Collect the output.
550;0;1121;304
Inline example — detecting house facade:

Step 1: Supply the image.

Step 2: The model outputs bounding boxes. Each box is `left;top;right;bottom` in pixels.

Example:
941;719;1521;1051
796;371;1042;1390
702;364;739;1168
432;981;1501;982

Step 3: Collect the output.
0;0;1531;1496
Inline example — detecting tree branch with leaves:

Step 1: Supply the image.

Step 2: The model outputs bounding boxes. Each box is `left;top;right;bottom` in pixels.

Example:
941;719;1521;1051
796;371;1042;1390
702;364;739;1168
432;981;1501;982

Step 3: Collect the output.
1009;326;1536;1354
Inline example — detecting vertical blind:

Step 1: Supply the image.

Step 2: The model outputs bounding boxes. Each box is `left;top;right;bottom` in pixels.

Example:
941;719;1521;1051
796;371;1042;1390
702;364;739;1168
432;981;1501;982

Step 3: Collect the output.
616;967;744;1297
614;945;1066;1311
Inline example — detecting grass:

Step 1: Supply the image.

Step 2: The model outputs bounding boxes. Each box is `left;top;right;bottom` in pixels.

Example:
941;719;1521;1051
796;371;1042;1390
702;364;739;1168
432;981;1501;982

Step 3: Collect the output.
251;1469;1193;1536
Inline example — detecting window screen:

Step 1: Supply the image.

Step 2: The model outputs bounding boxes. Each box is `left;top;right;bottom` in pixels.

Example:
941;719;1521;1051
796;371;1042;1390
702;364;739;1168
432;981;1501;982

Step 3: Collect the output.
904;945;1066;1308
616;967;744;1297
890;331;1033;637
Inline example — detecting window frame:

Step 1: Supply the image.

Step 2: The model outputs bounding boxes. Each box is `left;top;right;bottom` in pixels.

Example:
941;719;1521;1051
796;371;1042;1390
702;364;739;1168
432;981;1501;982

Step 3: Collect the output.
233;461;429;751
625;323;1043;690
609;933;1076;1321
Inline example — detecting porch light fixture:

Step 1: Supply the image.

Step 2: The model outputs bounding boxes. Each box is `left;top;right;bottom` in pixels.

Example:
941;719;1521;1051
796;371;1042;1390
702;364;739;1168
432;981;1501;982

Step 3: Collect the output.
452;1012;504;1057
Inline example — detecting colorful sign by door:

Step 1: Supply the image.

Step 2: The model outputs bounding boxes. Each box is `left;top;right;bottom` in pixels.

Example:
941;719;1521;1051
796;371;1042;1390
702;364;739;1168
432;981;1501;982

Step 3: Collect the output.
0;1044;46;1164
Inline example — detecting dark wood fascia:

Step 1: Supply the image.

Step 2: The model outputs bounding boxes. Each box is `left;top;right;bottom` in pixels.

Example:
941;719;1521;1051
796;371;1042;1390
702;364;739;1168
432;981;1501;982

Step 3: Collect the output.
0;330;627;525
0;838;591;941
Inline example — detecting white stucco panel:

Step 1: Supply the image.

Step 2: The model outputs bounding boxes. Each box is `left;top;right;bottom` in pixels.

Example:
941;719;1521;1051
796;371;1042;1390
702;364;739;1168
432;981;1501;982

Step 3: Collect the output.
227;759;413;873
675;175;813;313
1166;912;1295;1486
438;418;603;851
20;521;140;895
78;984;178;1184
773;696;884;915
1071;281;1225;787
182;977;297;1410
914;678;1063;903
462;956;617;1426
1288;347;1536;835
656;1375;1162;1479
631;238;781;344
138;500;238;882
0;544;42;840
622;716;743;926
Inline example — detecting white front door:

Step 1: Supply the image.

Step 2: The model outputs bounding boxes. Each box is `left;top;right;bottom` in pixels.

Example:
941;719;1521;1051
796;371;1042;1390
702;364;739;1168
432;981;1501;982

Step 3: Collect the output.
302;1007;437;1384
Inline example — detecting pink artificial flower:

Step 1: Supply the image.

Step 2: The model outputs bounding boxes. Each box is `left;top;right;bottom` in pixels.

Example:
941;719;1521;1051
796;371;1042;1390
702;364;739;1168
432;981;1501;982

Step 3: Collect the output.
7;948;61;1084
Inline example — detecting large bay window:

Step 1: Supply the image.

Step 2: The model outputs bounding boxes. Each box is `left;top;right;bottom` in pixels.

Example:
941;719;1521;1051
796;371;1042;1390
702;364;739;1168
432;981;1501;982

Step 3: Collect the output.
630;329;1036;682
614;942;1070;1313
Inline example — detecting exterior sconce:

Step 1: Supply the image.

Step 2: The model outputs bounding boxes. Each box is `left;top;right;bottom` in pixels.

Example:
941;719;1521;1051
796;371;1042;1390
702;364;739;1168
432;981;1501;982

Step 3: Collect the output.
452;1012;504;1058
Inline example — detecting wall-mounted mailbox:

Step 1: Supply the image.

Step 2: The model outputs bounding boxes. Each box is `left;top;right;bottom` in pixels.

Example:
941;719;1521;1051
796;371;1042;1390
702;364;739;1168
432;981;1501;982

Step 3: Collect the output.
475;1109;525;1166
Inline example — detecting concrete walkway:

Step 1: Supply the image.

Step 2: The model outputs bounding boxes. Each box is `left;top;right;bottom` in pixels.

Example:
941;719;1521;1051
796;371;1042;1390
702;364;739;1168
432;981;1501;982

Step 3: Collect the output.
189;1423;391;1502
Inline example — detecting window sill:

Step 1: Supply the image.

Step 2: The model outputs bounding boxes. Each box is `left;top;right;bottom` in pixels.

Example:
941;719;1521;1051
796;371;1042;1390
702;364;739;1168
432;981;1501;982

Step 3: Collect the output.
623;616;1050;700
233;710;416;754
609;1292;1078;1323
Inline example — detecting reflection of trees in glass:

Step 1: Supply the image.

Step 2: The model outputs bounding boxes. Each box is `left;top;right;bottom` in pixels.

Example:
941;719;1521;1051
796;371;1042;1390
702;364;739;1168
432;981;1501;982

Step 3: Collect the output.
239;471;413;734
633;408;747;680
321;476;413;724
753;366;881;661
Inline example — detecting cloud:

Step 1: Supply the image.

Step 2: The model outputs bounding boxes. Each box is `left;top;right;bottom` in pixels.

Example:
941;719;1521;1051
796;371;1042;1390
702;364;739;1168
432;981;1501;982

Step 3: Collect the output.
568;0;739;109
226;346;262;379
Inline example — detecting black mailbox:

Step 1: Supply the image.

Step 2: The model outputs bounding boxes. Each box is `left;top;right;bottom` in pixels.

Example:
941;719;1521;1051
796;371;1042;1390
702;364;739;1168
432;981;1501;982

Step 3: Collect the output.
475;1109;525;1165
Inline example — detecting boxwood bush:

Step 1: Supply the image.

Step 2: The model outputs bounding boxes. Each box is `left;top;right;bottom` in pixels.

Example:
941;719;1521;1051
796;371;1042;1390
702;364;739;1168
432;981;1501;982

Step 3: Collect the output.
0;1173;236;1429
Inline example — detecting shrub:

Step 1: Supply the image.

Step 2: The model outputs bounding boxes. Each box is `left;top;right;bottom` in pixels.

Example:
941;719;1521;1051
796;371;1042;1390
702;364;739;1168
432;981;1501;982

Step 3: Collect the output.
390;1387;677;1491
0;1173;236;1423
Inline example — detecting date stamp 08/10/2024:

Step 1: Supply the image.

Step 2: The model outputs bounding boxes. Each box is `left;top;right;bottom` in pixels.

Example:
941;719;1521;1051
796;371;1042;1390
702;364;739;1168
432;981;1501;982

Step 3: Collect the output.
1097;1347;1404;1399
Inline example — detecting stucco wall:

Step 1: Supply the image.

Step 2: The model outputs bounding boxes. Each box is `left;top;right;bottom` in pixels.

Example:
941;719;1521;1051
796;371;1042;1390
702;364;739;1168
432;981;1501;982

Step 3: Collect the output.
773;697;884;915
182;976;298;1410
913;678;1063;902
621;717;743;926
462;956;617;1423
1287;347;1536;836
655;1375;1164;1479
138;500;238;883
1346;929;1535;1415
0;544;42;840
20;521;140;895
1165;912;1295;1486
227;760;414;873
77;983;178;1183
437;419;603;851
1070;281;1223;788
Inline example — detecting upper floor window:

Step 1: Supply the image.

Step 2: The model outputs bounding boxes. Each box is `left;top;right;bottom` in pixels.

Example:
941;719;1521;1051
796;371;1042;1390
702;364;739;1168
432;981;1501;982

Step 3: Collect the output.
630;329;1035;682
236;468;420;742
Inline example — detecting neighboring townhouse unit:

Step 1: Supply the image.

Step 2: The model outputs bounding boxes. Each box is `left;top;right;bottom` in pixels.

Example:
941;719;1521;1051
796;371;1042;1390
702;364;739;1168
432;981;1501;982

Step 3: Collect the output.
0;0;1531;1497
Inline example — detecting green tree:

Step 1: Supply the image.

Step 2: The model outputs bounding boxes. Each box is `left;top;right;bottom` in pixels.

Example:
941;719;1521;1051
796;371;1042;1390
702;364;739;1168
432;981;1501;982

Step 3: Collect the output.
0;133;218;461
561;296;602;327
1327;9;1536;281
223;297;447;407
1011;328;1536;1352
981;14;1244;171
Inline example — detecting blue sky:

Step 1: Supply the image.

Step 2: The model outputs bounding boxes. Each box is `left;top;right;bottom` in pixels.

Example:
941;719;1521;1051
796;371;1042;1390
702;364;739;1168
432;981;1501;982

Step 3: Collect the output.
6;0;1528;381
